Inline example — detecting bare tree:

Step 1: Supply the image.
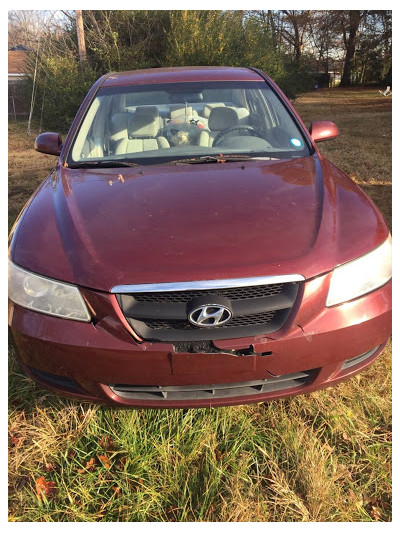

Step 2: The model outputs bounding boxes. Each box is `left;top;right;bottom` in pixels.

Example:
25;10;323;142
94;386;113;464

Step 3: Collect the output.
339;10;366;86
8;10;68;49
280;10;313;62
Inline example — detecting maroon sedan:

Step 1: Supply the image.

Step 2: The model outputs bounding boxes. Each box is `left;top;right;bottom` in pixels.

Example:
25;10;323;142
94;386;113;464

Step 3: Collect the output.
8;67;391;408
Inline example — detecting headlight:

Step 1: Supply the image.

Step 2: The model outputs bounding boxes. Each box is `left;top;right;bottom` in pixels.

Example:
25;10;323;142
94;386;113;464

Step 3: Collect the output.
8;259;91;322
326;236;392;307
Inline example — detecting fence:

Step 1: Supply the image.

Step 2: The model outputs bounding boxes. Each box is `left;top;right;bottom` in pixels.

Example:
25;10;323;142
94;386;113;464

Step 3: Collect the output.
8;79;29;120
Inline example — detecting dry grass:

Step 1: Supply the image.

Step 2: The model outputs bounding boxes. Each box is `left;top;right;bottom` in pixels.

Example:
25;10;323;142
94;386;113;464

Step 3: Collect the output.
8;123;58;229
8;88;391;522
294;87;392;229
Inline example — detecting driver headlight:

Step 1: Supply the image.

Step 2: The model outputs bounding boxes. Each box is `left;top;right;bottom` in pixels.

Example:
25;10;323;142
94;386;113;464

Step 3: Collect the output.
8;259;91;322
326;236;392;307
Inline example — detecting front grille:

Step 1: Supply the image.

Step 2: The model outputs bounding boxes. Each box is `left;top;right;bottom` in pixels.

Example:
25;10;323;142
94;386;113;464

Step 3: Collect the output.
143;311;276;330
109;369;315;401
116;279;301;342
133;284;284;303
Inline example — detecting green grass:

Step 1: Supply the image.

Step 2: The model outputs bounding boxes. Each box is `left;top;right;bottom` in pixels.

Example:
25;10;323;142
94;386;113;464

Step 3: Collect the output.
8;88;392;521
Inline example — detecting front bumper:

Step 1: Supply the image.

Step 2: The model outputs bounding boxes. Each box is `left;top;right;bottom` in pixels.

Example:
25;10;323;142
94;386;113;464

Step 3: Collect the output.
9;273;392;408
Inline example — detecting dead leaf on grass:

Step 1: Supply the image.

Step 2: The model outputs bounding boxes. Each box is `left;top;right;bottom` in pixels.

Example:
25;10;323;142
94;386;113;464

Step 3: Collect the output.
99;435;114;451
86;457;97;471
112;486;121;496
370;506;382;521
342;431;351;442
10;435;20;447
215;449;223;461
68;448;76;459
78;457;97;474
35;476;58;500
98;455;111;469
364;497;385;521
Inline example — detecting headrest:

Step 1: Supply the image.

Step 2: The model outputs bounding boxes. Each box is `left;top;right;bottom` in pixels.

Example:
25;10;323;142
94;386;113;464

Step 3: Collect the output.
134;106;159;118
170;105;193;119
208;106;238;131
128;114;158;138
203;103;225;118
234;107;250;121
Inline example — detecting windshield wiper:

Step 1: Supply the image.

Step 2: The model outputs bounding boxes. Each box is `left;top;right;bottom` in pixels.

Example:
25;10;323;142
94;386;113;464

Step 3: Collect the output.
68;160;139;169
170;154;258;165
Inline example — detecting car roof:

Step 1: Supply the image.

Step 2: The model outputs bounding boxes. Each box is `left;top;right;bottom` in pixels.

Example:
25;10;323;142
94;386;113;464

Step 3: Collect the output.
101;66;264;87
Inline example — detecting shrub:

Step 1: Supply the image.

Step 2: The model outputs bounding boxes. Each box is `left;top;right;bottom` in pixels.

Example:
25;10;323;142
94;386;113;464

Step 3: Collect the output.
25;52;98;132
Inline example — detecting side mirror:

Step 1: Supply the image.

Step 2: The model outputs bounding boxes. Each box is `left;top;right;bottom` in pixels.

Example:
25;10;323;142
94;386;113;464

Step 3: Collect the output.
309;121;339;143
34;132;63;156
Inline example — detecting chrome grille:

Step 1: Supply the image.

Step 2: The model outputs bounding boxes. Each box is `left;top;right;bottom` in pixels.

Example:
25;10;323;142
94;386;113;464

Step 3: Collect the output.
116;277;302;342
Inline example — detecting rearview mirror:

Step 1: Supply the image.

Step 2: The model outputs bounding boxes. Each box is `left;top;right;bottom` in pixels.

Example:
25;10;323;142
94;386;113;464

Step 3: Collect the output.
34;132;63;156
309;121;339;143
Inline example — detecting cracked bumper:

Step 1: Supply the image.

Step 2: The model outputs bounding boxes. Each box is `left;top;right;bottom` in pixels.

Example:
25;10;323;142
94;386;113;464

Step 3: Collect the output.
9;274;391;408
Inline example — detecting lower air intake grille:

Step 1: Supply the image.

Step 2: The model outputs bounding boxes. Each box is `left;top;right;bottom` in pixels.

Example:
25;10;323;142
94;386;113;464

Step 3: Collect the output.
341;346;380;370
109;370;315;401
29;367;82;393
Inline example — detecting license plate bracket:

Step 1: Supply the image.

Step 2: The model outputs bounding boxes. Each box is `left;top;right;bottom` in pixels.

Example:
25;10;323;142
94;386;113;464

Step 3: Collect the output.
171;351;257;376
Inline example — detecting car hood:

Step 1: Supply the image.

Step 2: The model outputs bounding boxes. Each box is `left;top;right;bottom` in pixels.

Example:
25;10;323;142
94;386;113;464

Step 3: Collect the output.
12;154;388;292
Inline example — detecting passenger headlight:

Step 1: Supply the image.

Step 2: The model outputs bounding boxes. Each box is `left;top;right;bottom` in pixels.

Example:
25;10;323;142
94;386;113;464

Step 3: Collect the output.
326;236;392;307
8;259;91;322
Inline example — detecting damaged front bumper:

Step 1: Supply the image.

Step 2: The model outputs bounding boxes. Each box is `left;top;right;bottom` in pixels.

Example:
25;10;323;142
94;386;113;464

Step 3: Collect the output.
9;273;391;408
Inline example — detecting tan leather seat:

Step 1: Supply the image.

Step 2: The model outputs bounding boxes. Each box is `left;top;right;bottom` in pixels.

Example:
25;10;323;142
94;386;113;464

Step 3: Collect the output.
110;106;164;146
198;107;239;147
202;103;225;118
135;106;165;130
115;110;169;154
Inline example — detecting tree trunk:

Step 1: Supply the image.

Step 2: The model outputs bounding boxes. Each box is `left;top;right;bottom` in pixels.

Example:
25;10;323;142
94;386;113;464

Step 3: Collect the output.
75;10;87;63
340;11;363;87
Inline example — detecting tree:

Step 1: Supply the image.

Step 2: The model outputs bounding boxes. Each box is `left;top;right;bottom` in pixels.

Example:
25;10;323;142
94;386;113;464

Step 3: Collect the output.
8;10;68;49
75;10;87;63
280;10;313;63
80;10;171;72
10;9;392;132
339;10;366;86
355;11;392;84
165;10;245;67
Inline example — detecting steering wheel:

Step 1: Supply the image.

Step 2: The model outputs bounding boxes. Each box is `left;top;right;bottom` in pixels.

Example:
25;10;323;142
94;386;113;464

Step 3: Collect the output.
212;125;265;147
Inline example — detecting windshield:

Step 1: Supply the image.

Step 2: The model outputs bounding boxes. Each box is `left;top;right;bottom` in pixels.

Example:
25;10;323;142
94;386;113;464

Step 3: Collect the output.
68;81;311;165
